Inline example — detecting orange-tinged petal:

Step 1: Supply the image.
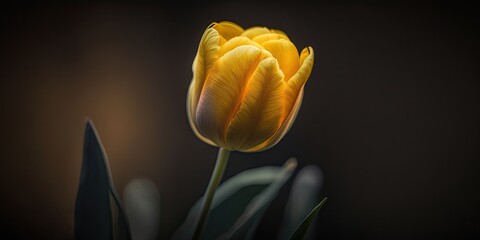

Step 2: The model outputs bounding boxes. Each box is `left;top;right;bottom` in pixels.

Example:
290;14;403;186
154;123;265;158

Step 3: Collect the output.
189;26;221;131
225;58;286;151
195;45;269;146
241;26;271;39
218;36;264;58
212;21;244;40
251;33;289;44
261;39;300;81
245;88;304;152
219;35;227;46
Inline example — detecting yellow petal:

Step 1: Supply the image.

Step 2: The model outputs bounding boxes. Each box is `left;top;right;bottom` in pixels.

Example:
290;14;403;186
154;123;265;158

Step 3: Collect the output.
241;26;271;39
299;46;310;66
285;47;314;109
189;26;221;131
195;45;269;146
218;36;264;58
187;83;217;147
212;21;244;40
245;88;304;152
261;39;300;81
251;33;289;45
225;58;286;151
246;47;313;152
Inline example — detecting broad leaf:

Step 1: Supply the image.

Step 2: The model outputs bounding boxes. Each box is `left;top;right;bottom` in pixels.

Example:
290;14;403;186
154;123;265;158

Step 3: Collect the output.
74;120;131;240
289;197;327;240
217;158;298;240
171;159;295;240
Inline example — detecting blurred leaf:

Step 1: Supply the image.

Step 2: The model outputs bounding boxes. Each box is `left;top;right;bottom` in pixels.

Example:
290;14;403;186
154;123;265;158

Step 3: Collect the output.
74;120;131;240
124;179;161;240
279;165;324;240
171;162;289;240
217;158;298;240
289;197;327;240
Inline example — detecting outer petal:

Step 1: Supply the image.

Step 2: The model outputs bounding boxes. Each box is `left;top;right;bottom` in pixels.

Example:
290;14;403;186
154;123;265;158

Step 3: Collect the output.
195;45;270;146
212;21;244;40
284;47;314;111
261;39;300;81
225;58;286;151
187;83;217;147
218;36;264;58
241;27;271;39
299;45;311;66
245;47;313;152
188;26;221;129
245;88;304;152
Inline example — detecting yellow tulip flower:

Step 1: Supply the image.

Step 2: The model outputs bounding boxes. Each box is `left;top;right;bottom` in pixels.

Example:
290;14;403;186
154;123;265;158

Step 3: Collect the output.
187;21;314;152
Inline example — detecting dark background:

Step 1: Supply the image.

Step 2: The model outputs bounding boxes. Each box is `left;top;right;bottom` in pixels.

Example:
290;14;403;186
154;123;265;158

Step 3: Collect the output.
1;1;479;239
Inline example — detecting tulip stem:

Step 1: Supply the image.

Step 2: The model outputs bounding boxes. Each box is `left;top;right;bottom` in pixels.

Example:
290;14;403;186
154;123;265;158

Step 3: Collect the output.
191;147;230;240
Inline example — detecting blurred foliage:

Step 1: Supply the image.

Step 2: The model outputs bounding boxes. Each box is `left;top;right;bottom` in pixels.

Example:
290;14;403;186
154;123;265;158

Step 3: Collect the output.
75;120;326;240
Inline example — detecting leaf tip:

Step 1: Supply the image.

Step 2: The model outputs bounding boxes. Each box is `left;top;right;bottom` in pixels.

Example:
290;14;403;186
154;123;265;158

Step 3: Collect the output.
84;119;101;144
85;118;94;131
284;158;298;171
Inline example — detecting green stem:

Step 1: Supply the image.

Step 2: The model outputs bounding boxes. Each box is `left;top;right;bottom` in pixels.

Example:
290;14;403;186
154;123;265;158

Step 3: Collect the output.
191;147;230;240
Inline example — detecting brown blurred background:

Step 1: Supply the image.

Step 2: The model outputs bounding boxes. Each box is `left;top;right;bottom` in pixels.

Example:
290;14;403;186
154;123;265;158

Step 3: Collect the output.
1;1;479;239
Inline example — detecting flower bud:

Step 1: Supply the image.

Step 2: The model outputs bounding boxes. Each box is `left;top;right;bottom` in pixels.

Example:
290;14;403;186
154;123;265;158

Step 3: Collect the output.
187;21;314;152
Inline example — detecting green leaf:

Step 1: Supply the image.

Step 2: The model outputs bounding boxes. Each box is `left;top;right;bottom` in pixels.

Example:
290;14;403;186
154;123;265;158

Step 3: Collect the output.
279;165;324;240
289;197;328;240
217;158;298;240
171;159;296;240
74;120;131;240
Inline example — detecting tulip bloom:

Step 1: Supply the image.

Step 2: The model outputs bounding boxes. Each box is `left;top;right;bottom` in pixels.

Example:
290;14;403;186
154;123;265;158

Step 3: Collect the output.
187;21;314;152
